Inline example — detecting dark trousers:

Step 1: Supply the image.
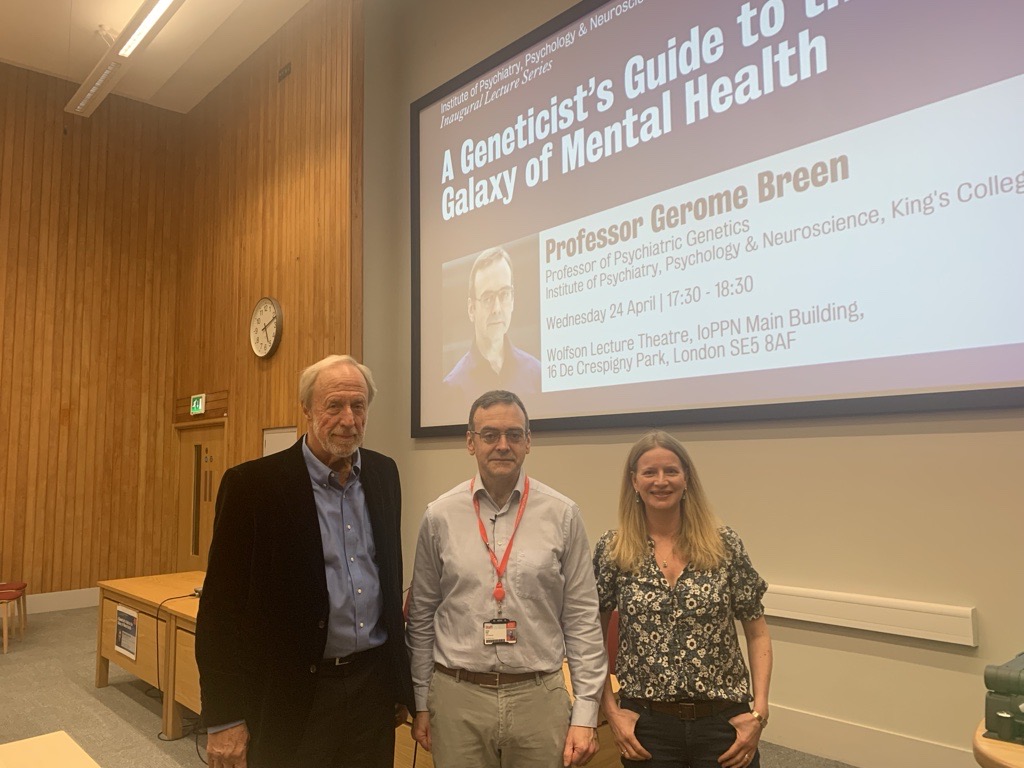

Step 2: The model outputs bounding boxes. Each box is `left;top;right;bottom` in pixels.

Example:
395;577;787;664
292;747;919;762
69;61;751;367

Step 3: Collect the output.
620;699;759;768
287;650;395;768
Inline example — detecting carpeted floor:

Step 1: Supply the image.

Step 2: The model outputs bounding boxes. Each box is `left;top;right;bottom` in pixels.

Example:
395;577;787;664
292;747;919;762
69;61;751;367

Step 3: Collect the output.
0;608;856;768
0;607;201;766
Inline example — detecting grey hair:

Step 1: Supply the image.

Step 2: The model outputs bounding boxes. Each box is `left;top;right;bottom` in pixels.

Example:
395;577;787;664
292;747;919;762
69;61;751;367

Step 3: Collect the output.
298;355;378;408
468;390;530;432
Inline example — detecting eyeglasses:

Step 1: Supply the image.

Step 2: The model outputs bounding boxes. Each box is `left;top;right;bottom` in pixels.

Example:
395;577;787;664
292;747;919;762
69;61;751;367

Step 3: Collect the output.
470;428;528;445
473;287;514;308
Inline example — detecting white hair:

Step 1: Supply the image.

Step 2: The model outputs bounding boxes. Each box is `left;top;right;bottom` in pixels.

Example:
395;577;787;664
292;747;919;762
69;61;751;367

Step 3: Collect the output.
298;355;377;408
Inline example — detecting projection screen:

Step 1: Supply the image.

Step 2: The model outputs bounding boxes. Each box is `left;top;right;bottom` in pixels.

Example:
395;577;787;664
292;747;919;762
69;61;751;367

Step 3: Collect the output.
412;0;1024;436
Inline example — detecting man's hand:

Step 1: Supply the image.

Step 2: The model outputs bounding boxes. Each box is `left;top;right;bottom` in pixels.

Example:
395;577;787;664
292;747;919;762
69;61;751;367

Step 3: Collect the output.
206;722;249;768
562;724;599;767
411;711;432;752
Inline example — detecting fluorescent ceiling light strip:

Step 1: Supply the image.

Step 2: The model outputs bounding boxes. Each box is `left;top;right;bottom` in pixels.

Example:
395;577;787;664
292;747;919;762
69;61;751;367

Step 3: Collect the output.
119;0;176;57
75;61;122;112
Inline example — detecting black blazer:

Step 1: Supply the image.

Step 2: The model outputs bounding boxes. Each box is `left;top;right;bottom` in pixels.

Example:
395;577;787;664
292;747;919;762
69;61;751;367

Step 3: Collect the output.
195;438;414;766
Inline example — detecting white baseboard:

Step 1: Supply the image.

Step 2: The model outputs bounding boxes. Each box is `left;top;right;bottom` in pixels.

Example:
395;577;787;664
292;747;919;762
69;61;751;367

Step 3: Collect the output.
765;705;975;768
25;587;99;613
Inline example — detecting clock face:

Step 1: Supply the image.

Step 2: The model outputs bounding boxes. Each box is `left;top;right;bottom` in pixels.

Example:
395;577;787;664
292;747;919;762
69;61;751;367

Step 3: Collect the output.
250;297;282;358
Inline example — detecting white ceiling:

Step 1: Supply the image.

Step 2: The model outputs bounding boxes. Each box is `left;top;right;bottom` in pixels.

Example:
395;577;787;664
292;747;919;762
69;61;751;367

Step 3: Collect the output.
0;0;311;114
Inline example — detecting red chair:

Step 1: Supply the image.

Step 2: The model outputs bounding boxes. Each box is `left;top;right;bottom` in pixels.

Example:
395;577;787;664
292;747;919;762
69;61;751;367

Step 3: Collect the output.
0;581;27;654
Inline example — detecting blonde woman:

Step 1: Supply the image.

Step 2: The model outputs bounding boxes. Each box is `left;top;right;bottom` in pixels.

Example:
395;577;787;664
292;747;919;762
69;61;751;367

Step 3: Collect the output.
593;431;772;768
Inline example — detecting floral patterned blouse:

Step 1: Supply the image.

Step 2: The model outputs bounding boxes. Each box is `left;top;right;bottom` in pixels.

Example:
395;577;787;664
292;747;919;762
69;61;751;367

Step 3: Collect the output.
593;526;767;703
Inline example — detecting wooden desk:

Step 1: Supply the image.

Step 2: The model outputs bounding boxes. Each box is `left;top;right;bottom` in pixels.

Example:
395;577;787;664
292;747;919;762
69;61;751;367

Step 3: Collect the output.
0;731;102;768
975;721;1024;768
95;571;204;740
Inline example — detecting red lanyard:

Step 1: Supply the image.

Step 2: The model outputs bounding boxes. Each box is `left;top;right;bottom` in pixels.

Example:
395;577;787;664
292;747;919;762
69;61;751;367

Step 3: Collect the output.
471;476;530;605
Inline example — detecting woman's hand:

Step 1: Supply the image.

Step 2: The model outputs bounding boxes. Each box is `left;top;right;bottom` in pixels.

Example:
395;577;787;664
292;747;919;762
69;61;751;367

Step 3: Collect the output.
717;711;762;767
606;704;652;762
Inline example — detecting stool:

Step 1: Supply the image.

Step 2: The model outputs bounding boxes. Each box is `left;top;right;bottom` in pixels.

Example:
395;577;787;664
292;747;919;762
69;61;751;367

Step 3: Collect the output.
0;581;27;629
0;585;27;653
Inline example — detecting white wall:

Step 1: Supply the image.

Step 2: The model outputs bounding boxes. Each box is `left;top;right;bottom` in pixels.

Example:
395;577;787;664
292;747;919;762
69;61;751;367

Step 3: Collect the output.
363;2;1024;766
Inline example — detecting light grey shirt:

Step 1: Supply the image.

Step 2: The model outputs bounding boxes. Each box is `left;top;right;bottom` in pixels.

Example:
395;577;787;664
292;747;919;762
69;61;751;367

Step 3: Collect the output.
406;470;607;727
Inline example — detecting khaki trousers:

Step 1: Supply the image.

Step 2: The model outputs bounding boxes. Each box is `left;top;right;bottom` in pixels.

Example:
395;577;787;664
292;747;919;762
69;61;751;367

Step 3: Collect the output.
428;669;571;768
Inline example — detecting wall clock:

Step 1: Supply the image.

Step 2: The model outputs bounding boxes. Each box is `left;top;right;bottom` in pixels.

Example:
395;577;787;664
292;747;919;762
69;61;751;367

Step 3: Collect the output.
249;296;282;358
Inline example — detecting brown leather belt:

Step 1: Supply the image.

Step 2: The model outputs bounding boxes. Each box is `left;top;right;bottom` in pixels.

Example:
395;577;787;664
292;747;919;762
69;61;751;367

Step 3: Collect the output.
633;698;739;720
434;663;557;687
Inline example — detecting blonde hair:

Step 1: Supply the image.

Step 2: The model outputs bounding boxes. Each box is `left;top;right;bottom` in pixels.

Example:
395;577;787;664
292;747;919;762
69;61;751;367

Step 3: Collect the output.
608;430;726;572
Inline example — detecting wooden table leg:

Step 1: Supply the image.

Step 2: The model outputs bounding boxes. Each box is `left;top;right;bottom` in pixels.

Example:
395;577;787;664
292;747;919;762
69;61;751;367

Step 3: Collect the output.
163;615;184;739
95;594;109;687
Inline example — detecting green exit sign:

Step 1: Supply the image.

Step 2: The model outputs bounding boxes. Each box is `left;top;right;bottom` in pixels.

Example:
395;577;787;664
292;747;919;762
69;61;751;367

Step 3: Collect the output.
190;394;206;415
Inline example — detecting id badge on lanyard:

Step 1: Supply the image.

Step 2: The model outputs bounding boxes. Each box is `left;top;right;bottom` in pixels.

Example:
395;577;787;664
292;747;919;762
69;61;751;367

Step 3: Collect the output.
483;618;517;645
472;476;530;646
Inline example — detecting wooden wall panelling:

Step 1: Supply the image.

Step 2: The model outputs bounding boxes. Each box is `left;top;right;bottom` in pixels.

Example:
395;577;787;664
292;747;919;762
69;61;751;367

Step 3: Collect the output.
79;105;103;587
26;72;58;597
95;99;117;584
0;62;183;592
68;101;95;589
1;0;363;593
111;97;132;579
57;94;82;592
347;0;365;362
0;63;9;581
139;110;179;580
1;65;31;587
49;80;74;592
47;91;68;570
178;0;364;470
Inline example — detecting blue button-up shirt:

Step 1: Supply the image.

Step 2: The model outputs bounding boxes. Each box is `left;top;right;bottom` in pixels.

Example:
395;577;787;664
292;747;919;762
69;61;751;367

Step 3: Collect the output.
302;439;386;657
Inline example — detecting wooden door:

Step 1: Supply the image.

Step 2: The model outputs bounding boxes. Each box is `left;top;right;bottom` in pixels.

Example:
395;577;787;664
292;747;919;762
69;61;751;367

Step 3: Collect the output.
176;425;225;572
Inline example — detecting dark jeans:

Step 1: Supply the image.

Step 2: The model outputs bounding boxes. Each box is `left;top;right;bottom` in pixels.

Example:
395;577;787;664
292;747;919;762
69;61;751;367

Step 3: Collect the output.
619;699;760;768
287;651;395;768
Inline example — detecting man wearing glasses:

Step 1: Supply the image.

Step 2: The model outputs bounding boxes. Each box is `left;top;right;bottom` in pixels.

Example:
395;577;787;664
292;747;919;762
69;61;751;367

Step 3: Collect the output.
406;390;606;768
443;247;542;398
